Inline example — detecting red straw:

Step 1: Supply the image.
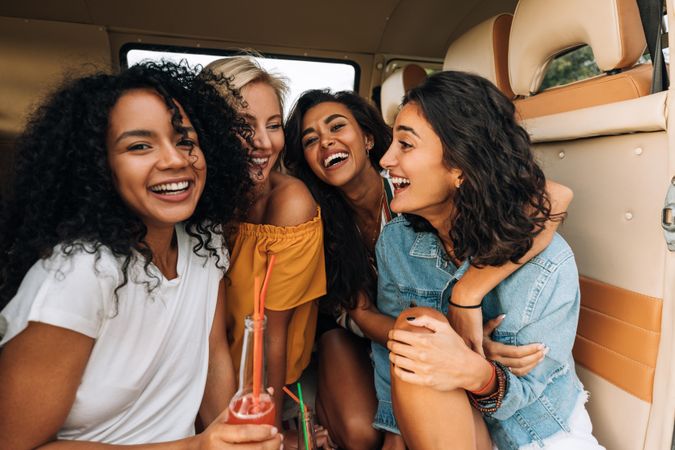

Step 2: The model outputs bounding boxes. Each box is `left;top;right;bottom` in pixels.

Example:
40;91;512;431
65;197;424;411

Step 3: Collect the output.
259;254;276;312
252;276;262;402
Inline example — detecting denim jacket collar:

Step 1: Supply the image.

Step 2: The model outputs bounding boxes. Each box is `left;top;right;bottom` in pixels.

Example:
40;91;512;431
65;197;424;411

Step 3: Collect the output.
408;232;470;281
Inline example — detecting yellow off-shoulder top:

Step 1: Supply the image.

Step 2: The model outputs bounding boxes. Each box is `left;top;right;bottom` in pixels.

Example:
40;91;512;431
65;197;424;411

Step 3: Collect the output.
225;208;326;385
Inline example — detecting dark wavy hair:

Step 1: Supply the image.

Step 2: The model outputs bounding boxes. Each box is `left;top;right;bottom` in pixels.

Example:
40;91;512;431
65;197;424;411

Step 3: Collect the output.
284;90;392;313
403;71;561;266
0;61;252;308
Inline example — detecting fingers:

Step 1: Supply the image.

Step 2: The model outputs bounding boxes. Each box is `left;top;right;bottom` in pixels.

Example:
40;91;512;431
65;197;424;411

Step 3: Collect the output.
387;338;423;361
388;350;425;374
508;359;540;377
218;423;280;444
487;344;548;377
485;340;545;360
482;314;506;337
314;425;336;449
388;328;428;346
392;363;429;386
401;314;448;333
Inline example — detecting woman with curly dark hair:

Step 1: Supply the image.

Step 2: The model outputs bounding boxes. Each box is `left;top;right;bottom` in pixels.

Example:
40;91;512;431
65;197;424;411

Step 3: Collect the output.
0;62;281;449
284;90;572;450
379;71;601;449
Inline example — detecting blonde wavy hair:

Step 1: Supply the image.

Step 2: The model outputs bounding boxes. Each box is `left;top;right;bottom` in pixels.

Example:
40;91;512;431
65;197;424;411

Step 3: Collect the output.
204;54;289;112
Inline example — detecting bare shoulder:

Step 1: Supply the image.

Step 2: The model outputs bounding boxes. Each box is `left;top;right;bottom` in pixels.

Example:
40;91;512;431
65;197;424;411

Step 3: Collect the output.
264;172;318;227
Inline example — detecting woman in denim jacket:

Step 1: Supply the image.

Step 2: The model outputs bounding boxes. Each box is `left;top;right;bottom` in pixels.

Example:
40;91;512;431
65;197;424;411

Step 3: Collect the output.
374;71;603;449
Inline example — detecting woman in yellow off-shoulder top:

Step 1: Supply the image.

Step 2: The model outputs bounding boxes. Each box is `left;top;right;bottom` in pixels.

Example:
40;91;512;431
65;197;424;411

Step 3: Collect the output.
205;56;327;436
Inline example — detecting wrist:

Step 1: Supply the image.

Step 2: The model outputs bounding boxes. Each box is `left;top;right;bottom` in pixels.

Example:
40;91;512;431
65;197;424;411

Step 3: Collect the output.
464;356;495;393
450;284;483;306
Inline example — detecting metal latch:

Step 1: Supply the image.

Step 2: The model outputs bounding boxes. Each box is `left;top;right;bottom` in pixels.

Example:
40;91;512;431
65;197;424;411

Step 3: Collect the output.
662;176;675;250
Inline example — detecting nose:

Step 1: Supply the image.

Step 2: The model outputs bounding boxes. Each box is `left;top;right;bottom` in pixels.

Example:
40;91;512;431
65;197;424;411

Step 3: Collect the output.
157;143;190;170
380;141;398;169
252;127;272;150
320;135;334;149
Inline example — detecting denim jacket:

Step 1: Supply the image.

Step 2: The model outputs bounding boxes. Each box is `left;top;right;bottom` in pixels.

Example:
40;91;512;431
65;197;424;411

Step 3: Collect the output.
372;216;585;449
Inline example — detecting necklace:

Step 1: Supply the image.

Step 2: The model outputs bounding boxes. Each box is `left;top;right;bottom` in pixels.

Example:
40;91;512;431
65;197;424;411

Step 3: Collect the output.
360;178;385;251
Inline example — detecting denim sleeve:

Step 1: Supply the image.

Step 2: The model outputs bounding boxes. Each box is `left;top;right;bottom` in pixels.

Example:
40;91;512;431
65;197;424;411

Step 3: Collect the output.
490;254;580;421
371;227;398;414
375;232;399;316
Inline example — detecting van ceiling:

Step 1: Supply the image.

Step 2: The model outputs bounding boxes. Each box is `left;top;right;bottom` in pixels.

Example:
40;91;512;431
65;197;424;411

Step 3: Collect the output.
0;0;517;58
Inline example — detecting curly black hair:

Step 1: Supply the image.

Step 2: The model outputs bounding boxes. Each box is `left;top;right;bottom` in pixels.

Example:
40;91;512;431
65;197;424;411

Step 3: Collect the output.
0;61;253;308
284;90;392;314
402;71;560;266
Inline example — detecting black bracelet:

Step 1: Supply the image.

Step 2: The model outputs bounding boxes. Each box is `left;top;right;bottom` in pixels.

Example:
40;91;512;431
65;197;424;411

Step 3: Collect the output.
448;299;483;309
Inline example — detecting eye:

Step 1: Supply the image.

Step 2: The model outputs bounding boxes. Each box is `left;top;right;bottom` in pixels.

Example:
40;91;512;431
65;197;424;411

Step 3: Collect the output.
399;140;413;151
128;143;151;151
267;123;283;131
177;138;196;151
330;122;346;133
303;136;318;149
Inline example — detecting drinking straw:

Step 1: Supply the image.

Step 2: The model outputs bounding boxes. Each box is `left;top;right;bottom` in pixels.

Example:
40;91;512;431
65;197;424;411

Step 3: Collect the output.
252;276;262;403
297;382;310;450
259;254;276;311
282;386;302;406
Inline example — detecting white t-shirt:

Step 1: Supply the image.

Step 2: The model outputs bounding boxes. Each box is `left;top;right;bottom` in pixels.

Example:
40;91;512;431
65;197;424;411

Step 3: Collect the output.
0;224;227;443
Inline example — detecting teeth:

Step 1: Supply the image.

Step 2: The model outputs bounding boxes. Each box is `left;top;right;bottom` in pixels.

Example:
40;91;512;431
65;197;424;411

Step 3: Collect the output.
391;176;410;189
250;157;269;165
323;152;349;168
150;181;189;194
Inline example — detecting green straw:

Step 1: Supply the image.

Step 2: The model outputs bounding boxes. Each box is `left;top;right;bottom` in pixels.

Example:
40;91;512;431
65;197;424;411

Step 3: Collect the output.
297;382;310;450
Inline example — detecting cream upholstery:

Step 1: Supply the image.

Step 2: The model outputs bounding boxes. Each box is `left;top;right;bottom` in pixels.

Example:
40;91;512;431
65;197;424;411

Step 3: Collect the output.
576;367;650;450
380;64;427;126
443;13;514;98
522;90;667;143
509;0;646;96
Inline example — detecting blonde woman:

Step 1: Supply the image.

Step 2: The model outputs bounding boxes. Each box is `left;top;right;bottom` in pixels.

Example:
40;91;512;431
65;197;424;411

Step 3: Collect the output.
204;57;328;443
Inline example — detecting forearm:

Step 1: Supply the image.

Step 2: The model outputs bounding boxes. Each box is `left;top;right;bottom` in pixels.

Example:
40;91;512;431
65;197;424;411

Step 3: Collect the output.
349;302;395;346
38;438;195;450
266;340;287;429
265;309;292;429
199;345;235;425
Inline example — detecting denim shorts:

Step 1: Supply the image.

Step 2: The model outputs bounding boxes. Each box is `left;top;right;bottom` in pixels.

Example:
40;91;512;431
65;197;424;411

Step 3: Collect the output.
371;341;400;434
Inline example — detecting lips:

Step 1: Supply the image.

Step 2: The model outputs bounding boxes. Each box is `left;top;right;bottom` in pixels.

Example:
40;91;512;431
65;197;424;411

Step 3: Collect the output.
390;175;410;190
149;180;190;195
323;152;349;168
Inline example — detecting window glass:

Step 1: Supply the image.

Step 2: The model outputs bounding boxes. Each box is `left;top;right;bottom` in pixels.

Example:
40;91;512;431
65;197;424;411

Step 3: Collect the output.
540;45;601;91
123;47;358;117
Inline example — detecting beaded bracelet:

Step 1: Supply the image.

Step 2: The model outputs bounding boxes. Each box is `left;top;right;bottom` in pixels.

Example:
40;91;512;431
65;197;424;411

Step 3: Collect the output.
468;361;508;415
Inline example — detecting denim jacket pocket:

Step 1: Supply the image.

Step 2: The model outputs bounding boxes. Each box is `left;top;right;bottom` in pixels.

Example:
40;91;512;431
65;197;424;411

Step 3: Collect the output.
397;286;443;313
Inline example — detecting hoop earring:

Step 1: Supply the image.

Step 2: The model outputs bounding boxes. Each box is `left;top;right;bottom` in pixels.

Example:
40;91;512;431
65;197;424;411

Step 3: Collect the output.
254;168;264;181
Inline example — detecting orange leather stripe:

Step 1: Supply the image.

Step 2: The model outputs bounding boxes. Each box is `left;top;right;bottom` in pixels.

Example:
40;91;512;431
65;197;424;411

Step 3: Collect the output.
515;63;652;120
580;276;661;332
573;277;662;403
573;336;655;402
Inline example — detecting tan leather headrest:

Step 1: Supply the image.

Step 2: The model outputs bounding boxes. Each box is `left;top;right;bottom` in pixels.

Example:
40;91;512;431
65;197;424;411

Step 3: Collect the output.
380;64;427;126
509;0;647;96
443;13;514;99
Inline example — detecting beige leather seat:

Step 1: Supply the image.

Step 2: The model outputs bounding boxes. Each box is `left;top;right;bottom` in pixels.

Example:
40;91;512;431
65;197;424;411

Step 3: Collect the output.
509;0;649;120
379;64;427;126
443;13;514;99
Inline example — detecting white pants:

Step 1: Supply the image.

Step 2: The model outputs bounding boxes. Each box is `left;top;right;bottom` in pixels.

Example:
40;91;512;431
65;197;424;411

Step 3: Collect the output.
518;395;604;450
493;395;605;450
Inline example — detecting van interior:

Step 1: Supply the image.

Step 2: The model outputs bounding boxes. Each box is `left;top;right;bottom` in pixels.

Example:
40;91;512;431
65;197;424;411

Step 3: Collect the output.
0;1;673;449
